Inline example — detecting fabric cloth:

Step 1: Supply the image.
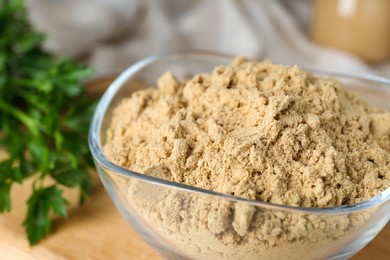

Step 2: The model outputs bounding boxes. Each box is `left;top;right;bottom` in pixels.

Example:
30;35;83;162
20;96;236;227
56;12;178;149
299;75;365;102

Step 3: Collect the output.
26;0;390;77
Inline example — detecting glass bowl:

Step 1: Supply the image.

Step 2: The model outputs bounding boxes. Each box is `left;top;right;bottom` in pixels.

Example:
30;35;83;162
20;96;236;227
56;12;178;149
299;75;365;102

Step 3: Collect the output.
88;50;390;260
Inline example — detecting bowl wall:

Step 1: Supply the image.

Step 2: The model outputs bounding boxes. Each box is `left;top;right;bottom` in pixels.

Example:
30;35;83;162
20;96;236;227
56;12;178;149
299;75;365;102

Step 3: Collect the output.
89;51;390;260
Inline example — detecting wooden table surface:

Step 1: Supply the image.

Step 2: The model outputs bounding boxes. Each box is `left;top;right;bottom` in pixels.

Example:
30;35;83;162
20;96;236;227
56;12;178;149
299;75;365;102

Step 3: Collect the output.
0;78;389;260
0;172;389;260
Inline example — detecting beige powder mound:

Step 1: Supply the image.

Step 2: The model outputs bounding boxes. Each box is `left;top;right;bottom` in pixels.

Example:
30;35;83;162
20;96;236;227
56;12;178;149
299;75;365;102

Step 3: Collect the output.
105;58;390;207
104;58;390;259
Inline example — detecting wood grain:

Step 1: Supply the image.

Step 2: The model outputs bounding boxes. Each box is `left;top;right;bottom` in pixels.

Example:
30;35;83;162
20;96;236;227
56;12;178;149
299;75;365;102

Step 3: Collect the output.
0;173;388;260
0;175;161;260
0;78;388;260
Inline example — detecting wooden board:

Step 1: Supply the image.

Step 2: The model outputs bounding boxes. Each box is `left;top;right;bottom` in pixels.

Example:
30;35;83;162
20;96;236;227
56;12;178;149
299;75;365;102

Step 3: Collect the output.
0;174;389;260
0;77;389;259
0;175;161;260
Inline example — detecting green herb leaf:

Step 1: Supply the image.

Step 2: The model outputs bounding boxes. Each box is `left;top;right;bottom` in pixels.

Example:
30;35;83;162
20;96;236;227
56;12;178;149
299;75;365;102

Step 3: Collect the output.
23;185;69;245
0;182;11;212
0;0;97;244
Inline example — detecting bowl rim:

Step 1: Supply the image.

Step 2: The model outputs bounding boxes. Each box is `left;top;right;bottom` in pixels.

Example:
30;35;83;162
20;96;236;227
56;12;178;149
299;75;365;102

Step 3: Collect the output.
88;49;390;214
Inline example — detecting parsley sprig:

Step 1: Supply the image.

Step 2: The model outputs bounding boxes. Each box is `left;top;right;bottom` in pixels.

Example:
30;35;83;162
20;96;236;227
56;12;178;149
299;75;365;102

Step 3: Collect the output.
0;0;97;244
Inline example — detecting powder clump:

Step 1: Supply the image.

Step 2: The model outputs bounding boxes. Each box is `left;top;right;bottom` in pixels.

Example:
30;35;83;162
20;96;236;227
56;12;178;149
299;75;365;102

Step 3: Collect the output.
104;58;390;259
105;59;390;207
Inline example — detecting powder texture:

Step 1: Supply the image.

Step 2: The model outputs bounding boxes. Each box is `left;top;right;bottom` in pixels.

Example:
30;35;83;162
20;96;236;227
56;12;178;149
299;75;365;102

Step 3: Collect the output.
104;58;390;259
105;58;390;207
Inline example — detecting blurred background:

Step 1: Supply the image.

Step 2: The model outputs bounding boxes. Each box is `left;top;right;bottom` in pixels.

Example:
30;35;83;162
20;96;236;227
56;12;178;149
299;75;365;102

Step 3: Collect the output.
25;0;390;77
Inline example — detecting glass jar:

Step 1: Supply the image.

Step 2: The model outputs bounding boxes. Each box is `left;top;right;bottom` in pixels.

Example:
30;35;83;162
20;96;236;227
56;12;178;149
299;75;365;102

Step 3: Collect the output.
311;0;390;63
